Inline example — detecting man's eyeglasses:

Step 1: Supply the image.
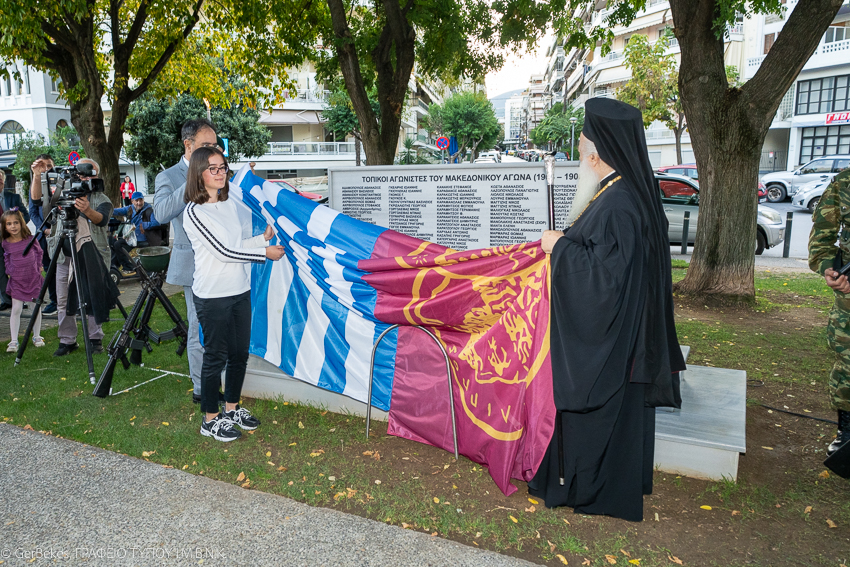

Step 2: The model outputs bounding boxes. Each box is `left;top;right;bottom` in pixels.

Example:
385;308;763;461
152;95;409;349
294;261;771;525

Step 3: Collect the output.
207;165;229;175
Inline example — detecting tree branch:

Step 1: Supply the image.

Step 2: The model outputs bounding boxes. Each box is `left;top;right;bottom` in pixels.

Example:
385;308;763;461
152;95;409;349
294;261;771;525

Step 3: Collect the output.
129;0;205;101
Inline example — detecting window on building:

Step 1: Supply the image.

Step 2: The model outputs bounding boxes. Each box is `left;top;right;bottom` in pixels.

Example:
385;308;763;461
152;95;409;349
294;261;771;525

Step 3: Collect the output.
825;25;848;44
796;77;842;115
22;66;29;95
51;75;61;93
0;120;24;134
764;33;776;54
800;125;850;163
56;119;68;129
3;72;10;97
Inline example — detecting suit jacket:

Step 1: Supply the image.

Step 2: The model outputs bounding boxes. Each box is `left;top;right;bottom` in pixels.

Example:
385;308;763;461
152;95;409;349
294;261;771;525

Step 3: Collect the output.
153;159;193;287
2;190;30;223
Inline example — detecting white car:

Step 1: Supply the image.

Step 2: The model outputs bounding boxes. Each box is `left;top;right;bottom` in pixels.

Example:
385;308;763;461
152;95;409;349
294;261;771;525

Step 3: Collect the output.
473;157;497;164
791;179;831;213
761;155;850;202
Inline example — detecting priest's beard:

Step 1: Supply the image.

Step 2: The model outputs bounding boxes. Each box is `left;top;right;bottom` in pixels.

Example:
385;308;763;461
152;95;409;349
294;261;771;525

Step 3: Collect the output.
565;158;601;225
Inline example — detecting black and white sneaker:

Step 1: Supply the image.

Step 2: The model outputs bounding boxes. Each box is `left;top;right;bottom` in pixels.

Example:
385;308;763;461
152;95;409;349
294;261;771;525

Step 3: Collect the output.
200;414;242;442
223;405;261;430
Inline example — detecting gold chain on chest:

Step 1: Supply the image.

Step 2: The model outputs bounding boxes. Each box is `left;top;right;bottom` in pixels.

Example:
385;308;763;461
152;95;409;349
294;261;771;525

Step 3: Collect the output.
568;175;622;228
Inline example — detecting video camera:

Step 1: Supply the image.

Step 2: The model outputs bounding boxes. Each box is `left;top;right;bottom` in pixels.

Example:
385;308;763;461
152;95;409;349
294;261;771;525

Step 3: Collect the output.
41;163;105;219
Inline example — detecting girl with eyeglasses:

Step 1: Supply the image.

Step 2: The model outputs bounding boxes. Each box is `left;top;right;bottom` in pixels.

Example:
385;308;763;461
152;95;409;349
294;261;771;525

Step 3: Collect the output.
183;147;286;442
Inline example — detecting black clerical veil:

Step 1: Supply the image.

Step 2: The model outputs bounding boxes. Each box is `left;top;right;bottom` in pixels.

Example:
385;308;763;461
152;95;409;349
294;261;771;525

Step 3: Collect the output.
579;98;684;408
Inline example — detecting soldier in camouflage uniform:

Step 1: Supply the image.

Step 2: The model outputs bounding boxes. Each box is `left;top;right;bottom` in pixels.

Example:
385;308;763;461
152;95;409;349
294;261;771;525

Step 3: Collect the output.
809;168;850;456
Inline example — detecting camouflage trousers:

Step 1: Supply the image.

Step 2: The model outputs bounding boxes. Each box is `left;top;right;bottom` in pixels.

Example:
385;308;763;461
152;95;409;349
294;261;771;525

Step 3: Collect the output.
826;295;850;411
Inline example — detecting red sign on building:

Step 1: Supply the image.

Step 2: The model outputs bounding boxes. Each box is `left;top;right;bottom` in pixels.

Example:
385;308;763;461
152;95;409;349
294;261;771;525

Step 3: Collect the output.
826;112;850;125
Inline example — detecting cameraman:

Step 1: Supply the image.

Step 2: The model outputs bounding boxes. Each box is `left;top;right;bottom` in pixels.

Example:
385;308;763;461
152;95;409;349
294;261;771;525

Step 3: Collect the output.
27;154;58;314
46;158;114;356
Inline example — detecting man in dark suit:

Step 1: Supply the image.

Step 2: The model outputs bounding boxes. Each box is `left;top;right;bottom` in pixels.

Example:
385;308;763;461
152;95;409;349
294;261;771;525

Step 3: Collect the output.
153;119;218;403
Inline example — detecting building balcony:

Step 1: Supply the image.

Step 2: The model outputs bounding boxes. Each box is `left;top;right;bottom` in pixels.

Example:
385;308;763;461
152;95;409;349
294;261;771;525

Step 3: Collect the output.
266;141;355;156
746;38;850;79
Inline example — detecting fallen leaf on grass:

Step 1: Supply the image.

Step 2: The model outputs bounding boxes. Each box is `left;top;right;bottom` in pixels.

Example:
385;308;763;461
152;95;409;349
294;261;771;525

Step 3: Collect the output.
555;554;568;565
141;451;155;457
298;421;304;429
509;515;518;523
236;472;245;482
804;506;812;514
826;519;838;528
266;451;272;457
761;446;773;450
374;479;381;485
620;549;631;557
182;465;188;470
241;480;250;488
277;466;287;471
668;555;683;565
23;425;33;431
731;510;741;516
267;462;275;466
402;523;410;528
604;555;617;565
562;518;570;525
700;505;712;510
529;497;539;505
547;540;556;553
310;451;324;457
819;470;830;479
628;560;640;565
288;442;297;446
363;450;373;456
582;560;590;566
161;422;169;426
333;492;345;501
525;505;536;513
347;488;356;498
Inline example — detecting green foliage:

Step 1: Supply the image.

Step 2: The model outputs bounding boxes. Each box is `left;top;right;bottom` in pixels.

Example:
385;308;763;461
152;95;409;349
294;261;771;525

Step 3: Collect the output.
434;91;500;162
12;127;86;188
617;34;679;129
125;93;271;178
529;105;584;156
322;89;379;138
396;137;433;165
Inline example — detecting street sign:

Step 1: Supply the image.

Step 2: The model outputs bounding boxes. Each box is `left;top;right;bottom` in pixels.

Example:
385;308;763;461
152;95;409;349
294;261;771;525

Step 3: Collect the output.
68;151;80;165
436;136;449;150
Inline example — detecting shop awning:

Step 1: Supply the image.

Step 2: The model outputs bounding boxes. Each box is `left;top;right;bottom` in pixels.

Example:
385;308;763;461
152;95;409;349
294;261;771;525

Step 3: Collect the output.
259;109;324;125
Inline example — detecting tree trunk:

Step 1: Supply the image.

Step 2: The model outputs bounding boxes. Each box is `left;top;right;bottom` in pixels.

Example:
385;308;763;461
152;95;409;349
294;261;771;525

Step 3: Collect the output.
327;0;416;166
670;0;842;299
354;132;362;166
674;114;684;165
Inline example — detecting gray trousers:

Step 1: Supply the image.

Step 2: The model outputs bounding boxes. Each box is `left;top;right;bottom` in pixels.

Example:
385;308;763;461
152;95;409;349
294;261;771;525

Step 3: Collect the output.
56;258;103;344
184;285;204;395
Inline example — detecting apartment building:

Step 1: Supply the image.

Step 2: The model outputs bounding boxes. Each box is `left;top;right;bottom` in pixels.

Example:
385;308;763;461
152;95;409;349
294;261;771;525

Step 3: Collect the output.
745;1;850;170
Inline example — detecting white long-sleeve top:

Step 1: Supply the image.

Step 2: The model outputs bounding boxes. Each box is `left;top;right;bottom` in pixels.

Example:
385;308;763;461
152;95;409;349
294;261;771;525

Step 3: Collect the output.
183;198;267;299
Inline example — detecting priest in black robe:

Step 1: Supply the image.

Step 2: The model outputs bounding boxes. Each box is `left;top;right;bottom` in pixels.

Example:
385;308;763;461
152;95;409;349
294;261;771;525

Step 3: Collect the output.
528;98;686;522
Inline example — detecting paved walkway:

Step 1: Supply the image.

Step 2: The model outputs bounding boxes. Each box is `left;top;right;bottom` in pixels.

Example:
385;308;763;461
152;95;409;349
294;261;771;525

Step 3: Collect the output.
0;424;536;567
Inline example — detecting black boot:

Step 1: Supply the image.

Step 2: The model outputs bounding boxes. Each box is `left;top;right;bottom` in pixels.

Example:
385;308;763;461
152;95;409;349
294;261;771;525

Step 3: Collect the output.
827;410;850;456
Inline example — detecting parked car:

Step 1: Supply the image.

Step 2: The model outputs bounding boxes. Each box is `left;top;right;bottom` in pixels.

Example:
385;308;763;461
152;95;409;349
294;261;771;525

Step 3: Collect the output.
761;155;850;203
791;178;831;212
267;179;327;203
554;152;568;162
473;157;497;164
657;164;766;201
478;151;501;163
657;173;784;255
657;163;699;180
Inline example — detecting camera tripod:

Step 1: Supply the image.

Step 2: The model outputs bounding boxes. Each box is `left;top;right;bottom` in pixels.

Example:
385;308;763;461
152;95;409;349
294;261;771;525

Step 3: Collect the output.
15;206;103;384
92;248;188;398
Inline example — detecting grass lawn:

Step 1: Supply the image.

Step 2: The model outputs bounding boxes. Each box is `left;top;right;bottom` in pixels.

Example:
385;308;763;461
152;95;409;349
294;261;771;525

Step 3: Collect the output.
1;272;849;566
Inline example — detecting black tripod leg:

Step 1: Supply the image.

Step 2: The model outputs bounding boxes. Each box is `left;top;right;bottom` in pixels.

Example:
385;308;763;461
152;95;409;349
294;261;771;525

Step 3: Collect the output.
115;298;128;320
93;287;150;397
148;279;190;355
130;287;158;365
68;242;97;385
15;238;62;366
